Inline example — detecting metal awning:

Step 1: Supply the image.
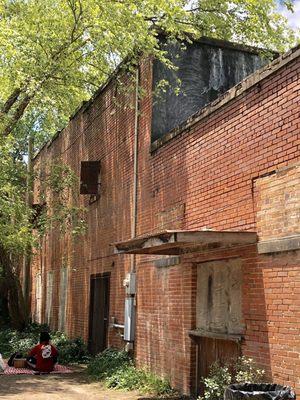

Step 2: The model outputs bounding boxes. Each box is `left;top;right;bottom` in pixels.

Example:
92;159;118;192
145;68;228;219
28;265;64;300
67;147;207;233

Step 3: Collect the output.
112;230;257;255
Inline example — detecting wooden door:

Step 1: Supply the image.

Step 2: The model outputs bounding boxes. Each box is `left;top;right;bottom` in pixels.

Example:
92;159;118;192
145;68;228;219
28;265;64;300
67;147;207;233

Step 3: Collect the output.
88;274;110;355
196;336;241;395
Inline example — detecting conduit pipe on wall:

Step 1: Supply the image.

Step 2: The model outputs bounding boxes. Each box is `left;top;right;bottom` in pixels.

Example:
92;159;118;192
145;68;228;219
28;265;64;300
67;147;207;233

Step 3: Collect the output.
131;66;140;274
123;66;140;349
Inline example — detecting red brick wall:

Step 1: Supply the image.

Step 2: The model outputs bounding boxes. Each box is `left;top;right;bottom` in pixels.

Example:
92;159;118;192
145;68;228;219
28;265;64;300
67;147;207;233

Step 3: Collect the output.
32;74;137;342
182;245;300;394
32;50;300;395
255;164;300;240
134;55;300;393
243;251;300;392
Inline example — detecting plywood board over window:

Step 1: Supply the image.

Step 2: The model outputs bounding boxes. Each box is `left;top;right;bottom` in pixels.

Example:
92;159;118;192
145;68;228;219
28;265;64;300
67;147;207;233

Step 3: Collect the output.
45;271;54;326
197;259;243;335
35;273;42;324
58;267;68;332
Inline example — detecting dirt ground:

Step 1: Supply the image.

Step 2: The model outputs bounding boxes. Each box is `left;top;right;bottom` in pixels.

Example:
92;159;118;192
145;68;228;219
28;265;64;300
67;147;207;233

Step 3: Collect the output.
0;371;142;400
0;366;190;400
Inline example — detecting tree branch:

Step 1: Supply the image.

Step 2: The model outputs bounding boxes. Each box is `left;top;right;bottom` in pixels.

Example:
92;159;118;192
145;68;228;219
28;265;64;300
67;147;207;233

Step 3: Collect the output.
0;88;22;115
2;94;33;137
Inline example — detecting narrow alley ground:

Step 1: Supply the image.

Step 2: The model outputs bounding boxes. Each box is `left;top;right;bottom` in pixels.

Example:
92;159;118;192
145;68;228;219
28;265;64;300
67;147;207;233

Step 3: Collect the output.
0;371;141;400
0;371;188;400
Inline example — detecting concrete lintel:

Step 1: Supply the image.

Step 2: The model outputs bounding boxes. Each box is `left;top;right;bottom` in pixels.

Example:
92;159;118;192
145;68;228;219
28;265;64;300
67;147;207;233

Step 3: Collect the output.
154;256;181;268
258;235;300;254
189;329;243;343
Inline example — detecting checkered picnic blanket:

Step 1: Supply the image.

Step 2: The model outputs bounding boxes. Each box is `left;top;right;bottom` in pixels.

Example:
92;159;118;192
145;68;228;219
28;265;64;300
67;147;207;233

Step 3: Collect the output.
0;363;72;375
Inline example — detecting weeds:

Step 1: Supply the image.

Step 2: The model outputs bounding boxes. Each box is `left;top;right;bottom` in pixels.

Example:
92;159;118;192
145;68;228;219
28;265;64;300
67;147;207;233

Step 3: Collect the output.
198;357;265;400
0;323;89;364
87;348;174;396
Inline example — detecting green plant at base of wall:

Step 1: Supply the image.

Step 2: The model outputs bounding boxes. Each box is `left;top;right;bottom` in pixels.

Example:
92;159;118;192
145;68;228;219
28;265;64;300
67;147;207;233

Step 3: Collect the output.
198;356;265;400
0;323;90;364
87;348;174;396
87;348;132;379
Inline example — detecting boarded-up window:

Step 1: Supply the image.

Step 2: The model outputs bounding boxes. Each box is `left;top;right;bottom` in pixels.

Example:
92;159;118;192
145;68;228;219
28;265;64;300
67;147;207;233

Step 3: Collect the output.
197;259;243;335
58;268;68;332
35;273;42;324
45;271;54;326
256;165;300;241
80;161;101;195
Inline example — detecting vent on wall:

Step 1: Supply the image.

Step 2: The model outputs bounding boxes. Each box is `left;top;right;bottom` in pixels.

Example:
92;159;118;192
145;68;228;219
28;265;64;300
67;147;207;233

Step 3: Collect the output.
80;161;101;195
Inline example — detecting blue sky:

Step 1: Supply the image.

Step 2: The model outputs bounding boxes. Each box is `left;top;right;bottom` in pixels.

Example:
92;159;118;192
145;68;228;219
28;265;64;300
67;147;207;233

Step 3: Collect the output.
279;0;300;29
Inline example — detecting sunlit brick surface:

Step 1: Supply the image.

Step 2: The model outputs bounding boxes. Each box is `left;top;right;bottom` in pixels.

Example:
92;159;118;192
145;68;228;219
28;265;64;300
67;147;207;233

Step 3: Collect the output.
32;52;300;395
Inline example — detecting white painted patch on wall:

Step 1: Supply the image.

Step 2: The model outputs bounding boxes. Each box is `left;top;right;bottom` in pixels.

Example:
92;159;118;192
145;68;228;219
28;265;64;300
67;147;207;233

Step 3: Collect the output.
58;267;68;332
45;271;54;326
35;273;42;324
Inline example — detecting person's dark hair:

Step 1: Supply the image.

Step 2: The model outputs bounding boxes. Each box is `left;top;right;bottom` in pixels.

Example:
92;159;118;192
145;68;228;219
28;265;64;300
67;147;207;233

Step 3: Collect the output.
40;331;51;343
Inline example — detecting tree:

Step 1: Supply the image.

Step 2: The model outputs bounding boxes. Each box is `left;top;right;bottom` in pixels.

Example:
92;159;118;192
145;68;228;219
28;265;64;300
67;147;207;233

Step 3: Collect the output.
0;135;86;329
0;0;297;328
0;0;297;141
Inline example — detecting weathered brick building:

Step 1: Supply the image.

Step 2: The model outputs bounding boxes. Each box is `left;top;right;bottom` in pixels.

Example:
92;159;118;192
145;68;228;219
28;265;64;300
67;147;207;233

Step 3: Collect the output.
31;37;300;396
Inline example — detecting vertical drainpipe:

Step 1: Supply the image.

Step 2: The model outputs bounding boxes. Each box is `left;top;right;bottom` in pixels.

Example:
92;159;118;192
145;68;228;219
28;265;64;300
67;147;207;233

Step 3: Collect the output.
124;66;139;352
131;66;140;273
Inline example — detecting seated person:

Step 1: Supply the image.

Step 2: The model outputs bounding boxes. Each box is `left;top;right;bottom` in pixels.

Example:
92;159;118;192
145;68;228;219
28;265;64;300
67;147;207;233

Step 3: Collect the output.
27;332;58;373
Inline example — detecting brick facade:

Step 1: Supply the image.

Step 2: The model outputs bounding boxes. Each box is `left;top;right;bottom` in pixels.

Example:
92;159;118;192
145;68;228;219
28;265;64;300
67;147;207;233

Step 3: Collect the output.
32;43;300;395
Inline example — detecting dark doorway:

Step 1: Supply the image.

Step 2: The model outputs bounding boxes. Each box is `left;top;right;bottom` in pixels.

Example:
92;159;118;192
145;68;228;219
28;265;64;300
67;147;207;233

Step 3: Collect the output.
88;273;110;355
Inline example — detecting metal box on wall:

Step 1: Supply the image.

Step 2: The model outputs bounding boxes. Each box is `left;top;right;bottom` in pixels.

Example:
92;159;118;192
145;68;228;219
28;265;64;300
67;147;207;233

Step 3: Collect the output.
124;297;135;342
123;272;136;295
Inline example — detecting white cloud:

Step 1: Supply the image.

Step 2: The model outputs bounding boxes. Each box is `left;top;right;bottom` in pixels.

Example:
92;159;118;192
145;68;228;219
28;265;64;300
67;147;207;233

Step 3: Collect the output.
279;0;300;29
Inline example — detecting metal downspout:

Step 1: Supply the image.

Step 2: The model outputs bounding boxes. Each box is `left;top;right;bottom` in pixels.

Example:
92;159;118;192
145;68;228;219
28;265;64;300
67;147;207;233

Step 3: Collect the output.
123;66;139;352
131;66;139;273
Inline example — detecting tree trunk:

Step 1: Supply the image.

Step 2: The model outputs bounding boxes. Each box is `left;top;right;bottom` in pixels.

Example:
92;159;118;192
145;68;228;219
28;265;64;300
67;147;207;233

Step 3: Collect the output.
0;246;29;330
0;88;22;115
23;135;34;317
0;280;9;327
2;95;32;137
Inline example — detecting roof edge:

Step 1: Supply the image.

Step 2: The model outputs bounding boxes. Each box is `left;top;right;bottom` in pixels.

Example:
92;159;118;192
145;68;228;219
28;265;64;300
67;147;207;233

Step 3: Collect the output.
156;31;276;56
151;43;300;153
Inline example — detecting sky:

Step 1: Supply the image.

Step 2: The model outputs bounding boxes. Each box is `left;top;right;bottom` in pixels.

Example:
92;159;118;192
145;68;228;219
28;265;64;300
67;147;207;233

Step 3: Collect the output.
279;0;300;29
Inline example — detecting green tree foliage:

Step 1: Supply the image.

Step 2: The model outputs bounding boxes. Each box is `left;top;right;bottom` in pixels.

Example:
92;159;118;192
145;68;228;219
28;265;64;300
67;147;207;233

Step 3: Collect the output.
0;0;297;141
0;323;90;364
0;136;85;329
0;0;297;328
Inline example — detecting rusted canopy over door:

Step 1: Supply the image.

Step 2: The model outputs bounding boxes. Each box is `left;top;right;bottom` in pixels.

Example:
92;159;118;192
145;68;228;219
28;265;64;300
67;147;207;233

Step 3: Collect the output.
113;230;257;255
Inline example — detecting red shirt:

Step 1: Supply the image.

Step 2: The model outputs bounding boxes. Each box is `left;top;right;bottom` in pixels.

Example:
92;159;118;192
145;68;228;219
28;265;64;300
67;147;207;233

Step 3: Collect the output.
29;342;58;372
